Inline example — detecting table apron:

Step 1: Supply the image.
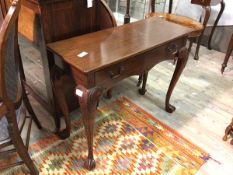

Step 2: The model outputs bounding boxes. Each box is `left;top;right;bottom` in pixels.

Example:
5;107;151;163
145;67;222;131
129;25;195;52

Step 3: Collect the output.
94;37;187;90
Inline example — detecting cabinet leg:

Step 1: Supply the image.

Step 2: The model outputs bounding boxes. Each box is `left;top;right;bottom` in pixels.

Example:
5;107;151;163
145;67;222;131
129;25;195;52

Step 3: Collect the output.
166;47;189;113
53;79;70;139
76;86;103;170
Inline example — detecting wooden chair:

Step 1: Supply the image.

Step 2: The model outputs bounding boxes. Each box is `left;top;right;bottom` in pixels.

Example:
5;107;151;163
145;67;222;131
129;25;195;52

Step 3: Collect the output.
137;0;211;94
207;0;225;50
221;33;233;73
148;0;211;59
0;0;41;174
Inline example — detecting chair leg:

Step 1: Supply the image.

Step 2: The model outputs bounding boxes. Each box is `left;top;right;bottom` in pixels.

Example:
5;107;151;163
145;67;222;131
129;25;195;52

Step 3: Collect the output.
53;105;61;133
188;39;194;53
194;33;204;60
207;0;225;50
138;72;148;95
194;6;210;60
221;34;233;73
7;112;39;175
137;75;143;87
22;86;42;130
106;89;112;99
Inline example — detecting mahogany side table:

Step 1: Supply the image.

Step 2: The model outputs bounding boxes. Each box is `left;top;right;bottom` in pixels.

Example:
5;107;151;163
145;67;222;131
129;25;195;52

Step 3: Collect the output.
47;18;193;170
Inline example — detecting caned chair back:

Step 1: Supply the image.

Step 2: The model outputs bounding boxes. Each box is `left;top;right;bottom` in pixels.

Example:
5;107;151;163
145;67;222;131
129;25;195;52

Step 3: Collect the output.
0;0;21;105
0;0;8;17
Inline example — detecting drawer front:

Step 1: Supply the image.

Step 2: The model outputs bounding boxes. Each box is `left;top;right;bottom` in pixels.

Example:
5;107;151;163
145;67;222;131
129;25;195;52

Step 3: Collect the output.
95;37;187;87
165;37;187;57
95;55;144;87
143;37;187;64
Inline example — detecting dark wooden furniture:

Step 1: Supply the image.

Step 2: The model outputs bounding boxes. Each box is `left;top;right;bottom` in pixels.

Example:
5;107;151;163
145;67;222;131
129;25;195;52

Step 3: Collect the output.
47;17;193;170
207;0;225;50
0;0;41;173
147;0;211;60
221;33;233;73
123;0;225;52
1;0;117;135
124;0;131;23
137;0;211;90
223;118;233;145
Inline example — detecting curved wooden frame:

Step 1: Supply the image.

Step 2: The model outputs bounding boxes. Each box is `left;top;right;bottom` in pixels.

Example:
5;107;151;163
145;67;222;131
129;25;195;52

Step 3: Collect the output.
0;1;22;103
137;0;210;90
49;0;117;138
207;0;225;50
0;0;41;173
221;33;233;73
100;0;117;27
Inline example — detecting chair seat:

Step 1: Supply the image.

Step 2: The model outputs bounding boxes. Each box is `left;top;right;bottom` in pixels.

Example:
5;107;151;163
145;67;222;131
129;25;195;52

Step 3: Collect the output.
0;103;22;144
146;12;203;37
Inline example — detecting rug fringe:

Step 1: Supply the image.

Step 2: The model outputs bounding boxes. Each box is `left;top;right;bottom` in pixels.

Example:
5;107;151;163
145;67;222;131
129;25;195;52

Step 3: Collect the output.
209;156;222;165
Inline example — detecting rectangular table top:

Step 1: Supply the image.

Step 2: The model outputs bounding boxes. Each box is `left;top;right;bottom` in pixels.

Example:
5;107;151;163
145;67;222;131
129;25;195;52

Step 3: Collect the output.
47;17;193;73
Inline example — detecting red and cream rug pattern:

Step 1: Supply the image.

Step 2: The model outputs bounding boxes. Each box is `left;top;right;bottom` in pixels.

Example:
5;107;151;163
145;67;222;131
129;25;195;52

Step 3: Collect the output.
2;97;209;174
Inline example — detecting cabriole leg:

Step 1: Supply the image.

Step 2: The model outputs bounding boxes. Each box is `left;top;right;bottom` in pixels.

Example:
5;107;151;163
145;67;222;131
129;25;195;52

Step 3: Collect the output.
76;86;103;170
165;47;189;113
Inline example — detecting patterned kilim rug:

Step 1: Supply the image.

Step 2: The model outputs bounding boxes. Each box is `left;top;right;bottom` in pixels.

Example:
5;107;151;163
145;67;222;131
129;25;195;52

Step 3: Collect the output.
2;97;209;174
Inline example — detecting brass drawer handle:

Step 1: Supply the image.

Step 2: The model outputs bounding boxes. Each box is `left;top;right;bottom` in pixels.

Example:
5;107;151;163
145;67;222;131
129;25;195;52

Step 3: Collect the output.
167;43;178;55
109;66;124;79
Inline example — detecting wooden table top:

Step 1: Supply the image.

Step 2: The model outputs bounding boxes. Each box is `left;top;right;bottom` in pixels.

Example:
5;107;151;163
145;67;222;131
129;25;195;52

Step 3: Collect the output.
47;17;193;73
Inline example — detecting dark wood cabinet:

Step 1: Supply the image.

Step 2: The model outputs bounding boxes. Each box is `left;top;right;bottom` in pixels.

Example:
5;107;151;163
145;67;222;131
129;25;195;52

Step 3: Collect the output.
4;0;116;115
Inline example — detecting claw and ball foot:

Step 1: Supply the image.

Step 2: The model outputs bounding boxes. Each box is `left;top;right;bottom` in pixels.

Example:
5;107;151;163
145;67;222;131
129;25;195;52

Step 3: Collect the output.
84;158;96;170
76;86;103;170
